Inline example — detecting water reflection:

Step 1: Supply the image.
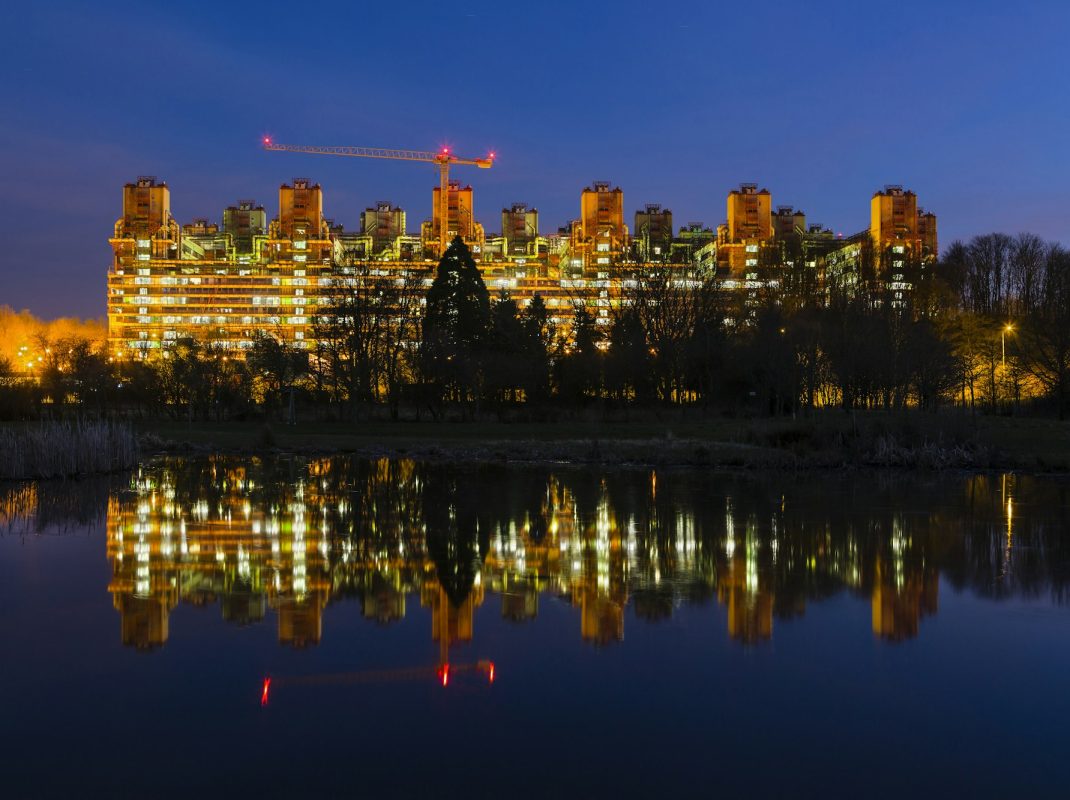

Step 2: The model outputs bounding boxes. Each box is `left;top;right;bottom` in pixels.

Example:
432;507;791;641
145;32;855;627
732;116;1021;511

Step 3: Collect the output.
101;458;1070;650
1;477;113;534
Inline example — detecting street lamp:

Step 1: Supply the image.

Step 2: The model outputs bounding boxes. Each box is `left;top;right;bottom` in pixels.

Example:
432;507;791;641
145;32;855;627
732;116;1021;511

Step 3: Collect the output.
1002;323;1014;367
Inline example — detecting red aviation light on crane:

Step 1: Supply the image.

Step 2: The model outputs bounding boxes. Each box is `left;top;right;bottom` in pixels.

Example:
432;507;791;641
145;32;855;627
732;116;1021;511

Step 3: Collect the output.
262;135;272;146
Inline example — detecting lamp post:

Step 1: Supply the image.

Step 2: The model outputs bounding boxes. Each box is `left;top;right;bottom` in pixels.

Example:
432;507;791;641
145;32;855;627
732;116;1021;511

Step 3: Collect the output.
1002;323;1014;367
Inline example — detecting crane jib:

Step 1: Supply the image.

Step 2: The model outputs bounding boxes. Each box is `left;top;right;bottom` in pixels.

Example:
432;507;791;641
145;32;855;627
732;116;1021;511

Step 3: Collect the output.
263;143;491;167
263;140;495;254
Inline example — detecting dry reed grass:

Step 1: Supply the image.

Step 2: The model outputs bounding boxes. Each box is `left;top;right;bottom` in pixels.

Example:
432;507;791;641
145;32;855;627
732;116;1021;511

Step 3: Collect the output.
0;421;138;480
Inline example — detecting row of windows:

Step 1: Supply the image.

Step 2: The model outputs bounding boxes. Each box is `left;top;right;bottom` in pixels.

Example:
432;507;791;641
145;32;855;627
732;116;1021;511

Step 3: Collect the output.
123;315;311;327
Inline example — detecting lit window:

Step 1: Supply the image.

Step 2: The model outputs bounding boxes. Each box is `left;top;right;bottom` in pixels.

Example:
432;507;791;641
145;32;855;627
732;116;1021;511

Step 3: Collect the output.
745;244;759;253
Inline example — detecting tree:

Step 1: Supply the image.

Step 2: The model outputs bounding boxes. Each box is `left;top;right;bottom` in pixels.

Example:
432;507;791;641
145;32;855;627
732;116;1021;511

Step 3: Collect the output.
520;295;555;404
314;267;402;417
682;280;730;408
66;338;112;413
630;269;712;404
605;306;650;405
199;348;252;421
249;332;308;424
740;305;798;415
1021;244;1070;417
963;233;1013;315
557;305;602;405
484;291;527;410
158;338;209;421
421;237;490;415
381;269;428;419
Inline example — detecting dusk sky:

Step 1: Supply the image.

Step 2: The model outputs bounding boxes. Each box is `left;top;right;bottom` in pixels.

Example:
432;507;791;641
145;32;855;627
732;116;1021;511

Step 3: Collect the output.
3;0;1069;319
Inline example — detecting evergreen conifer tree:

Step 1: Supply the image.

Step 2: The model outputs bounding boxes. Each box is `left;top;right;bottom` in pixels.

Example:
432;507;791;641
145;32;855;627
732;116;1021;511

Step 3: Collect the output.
422;236;490;408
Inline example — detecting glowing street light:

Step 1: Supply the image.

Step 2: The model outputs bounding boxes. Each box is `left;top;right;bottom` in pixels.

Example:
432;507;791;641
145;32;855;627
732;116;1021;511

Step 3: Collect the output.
1002;323;1015;367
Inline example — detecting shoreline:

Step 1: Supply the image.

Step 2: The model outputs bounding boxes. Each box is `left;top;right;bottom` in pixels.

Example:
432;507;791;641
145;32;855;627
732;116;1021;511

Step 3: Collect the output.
136;414;1070;473
3;414;1068;479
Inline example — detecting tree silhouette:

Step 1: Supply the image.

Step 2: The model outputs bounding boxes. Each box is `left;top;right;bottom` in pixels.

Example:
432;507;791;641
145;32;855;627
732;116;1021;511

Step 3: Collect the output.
421;236;490;413
423;467;490;608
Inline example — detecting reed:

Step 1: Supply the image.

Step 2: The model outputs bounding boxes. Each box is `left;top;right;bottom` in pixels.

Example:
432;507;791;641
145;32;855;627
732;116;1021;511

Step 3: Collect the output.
0;421;139;480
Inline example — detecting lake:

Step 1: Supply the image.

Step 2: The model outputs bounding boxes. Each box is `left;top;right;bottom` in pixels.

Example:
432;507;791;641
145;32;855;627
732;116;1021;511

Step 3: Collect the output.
1;457;1068;798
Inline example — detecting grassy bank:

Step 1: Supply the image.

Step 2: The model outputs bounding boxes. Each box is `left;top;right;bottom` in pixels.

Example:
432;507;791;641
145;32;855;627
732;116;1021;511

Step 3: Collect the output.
0;421;139;480
135;413;1070;471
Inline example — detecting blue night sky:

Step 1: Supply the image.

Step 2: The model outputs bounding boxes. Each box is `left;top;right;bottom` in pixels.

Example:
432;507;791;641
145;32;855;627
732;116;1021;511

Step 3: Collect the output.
2;0;1069;319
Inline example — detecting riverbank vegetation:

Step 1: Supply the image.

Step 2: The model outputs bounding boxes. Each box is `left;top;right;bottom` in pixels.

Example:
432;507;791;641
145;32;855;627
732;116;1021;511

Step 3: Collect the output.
129;413;1070;472
0;421;138;480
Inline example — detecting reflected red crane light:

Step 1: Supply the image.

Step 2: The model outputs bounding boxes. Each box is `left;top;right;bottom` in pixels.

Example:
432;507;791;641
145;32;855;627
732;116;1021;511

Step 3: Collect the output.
439;663;450;687
488;662;495;684
261;676;271;706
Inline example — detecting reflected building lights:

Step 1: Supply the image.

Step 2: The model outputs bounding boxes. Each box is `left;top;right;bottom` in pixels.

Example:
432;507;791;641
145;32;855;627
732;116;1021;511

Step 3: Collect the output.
100;458;1039;652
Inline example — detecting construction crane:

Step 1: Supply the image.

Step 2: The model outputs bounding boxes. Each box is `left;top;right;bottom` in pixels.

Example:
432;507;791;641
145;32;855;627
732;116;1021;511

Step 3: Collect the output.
262;137;495;256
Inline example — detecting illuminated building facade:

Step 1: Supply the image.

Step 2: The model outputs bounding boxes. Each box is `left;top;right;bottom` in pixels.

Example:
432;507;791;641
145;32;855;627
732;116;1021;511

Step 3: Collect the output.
717;183;773;276
106;175;939;357
501;203;540;257
773;205;806;240
355;201;408;259
569;182;628;273
423;181;484;256
222;201;267;254
108;178;329;357
671;222;717;268
870;185;939;264
633;204;673;263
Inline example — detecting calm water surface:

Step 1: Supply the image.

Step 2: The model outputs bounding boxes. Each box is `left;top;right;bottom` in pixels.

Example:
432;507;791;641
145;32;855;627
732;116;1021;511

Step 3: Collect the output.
1;458;1069;798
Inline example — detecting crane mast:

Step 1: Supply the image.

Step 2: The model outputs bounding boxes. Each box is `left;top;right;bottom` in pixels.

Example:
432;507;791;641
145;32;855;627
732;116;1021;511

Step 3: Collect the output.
262;138;494;256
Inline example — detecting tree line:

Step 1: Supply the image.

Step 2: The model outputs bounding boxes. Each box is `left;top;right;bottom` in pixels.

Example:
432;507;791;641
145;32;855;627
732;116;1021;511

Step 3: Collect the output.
1;232;1068;421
